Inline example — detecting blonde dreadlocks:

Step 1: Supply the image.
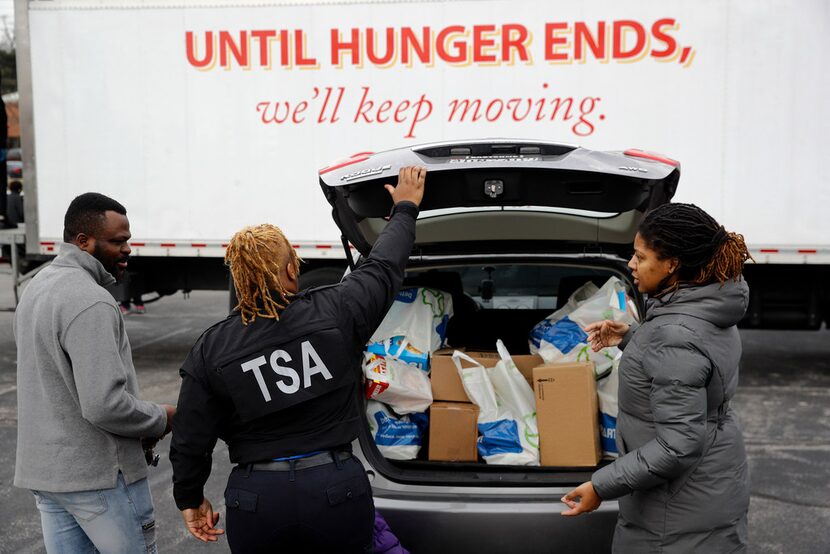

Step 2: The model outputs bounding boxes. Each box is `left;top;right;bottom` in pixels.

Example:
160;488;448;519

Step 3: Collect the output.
225;224;301;325
639;203;752;294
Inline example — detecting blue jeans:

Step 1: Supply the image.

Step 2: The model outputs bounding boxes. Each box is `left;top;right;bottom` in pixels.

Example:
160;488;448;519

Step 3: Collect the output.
32;472;157;554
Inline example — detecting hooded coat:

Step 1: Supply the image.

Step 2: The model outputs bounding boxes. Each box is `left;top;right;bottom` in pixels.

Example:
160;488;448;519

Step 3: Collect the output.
592;279;750;553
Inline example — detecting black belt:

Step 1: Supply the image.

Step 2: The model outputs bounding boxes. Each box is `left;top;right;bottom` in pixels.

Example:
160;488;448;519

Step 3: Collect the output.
248;451;352;472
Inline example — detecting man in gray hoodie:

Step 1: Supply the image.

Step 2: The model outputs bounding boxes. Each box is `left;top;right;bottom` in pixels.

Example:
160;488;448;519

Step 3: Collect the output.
14;192;176;553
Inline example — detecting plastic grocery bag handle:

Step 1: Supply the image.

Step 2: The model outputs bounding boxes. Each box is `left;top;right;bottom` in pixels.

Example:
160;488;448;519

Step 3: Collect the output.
451;350;485;371
451;350;499;419
383;337;410;360
495;339;514;367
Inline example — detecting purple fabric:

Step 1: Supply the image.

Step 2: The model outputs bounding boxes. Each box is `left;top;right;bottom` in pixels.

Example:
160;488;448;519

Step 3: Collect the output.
373;511;410;554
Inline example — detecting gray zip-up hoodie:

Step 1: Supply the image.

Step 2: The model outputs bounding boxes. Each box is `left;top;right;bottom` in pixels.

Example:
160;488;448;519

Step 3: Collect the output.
592;279;750;553
14;243;167;492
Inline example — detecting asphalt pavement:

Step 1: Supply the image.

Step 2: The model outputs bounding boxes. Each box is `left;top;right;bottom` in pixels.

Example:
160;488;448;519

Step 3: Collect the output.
0;268;828;554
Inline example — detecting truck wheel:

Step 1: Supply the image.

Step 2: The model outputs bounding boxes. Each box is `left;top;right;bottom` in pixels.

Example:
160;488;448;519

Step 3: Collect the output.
299;267;345;290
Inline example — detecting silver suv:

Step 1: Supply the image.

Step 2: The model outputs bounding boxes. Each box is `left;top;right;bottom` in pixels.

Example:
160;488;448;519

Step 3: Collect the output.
319;139;679;553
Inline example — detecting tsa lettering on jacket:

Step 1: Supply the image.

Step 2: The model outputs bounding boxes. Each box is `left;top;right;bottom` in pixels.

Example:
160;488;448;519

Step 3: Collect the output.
241;340;333;401
220;332;350;422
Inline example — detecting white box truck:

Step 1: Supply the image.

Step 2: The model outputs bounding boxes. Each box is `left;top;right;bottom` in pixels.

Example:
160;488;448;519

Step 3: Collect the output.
11;0;830;327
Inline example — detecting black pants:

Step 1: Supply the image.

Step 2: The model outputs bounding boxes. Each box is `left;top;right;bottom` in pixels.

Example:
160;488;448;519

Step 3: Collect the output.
225;454;374;554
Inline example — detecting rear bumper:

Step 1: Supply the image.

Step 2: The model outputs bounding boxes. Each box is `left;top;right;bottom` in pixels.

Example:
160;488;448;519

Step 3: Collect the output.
354;437;618;552
374;492;617;553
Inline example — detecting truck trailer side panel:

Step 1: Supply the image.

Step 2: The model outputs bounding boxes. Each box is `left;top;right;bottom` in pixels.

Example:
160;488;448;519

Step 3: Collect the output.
14;0;830;324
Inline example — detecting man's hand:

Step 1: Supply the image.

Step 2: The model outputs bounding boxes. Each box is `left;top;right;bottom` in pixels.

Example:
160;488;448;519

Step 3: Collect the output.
561;481;602;516
584;320;630;352
385;166;426;207
181;498;225;542
161;403;176;435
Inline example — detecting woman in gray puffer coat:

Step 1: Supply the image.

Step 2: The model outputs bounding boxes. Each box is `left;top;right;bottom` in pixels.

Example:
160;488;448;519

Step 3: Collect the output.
561;203;751;553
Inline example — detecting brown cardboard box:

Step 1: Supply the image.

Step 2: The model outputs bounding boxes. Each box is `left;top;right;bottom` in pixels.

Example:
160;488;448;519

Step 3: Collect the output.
533;362;601;467
428;401;479;462
430;353;471;402
430;350;543;402
505;353;546;384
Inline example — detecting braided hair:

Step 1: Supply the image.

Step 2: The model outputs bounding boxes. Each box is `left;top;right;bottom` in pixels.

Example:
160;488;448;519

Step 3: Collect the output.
639;203;752;293
225;224;301;325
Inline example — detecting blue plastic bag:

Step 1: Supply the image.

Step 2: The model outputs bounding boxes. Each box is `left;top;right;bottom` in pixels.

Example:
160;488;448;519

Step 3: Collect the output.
367;400;427;460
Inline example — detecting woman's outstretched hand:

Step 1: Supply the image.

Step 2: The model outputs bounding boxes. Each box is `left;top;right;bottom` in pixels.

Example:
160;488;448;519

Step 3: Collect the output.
561;481;602;516
584;320;630;352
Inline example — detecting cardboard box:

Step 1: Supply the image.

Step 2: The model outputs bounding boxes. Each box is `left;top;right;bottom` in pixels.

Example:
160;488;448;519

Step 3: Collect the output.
430;350;543;402
533;362;601;467
430;353;471;402
504;352;545;384
428;401;479;462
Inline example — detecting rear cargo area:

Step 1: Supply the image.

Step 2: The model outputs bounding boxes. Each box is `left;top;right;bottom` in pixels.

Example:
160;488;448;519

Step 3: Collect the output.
359;260;636;484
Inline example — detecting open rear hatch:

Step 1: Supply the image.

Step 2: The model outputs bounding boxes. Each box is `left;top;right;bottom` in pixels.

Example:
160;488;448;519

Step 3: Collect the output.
318;140;680;485
319;139;680;260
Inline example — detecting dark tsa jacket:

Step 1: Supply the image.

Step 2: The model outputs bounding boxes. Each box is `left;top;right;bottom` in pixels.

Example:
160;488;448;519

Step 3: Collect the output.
593;279;750;553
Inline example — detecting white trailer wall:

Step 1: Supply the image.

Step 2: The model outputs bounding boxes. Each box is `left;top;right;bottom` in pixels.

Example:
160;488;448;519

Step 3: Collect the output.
24;0;830;252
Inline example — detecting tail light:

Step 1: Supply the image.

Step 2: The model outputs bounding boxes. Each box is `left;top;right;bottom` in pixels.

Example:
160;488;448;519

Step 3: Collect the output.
319;152;374;175
624;149;679;168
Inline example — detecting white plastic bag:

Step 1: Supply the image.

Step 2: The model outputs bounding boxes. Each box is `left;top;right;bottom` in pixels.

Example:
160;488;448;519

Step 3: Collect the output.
568;277;634;328
529;281;599;356
452;342;539;466
366;400;427;460
554;343;620;379
530;276;635;376
370;288;454;354
363;352;433;414
596;351;622;458
489;340;539;463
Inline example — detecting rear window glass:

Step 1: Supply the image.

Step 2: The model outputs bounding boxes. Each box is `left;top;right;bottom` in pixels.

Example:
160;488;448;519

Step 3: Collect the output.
457;265;615;310
400;263;636;358
405;264;621;311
